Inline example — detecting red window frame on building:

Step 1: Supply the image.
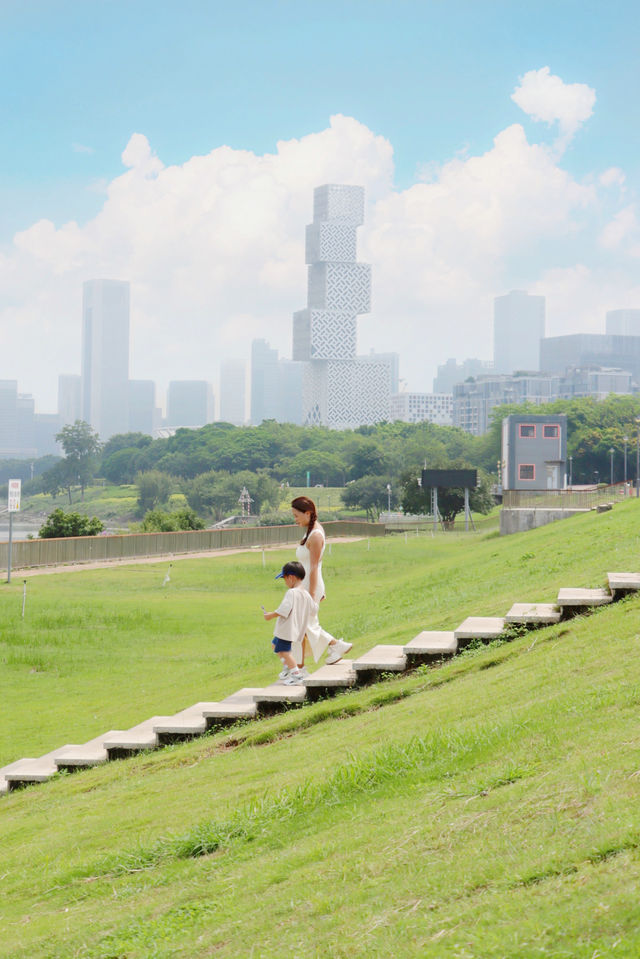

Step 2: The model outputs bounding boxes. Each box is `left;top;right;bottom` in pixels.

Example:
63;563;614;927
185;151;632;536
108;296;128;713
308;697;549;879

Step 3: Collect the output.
519;424;536;438
519;464;536;481
543;424;560;438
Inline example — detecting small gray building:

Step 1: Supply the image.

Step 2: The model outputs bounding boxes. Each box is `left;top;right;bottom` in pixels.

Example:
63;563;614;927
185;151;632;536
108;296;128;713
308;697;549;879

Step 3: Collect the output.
502;413;567;490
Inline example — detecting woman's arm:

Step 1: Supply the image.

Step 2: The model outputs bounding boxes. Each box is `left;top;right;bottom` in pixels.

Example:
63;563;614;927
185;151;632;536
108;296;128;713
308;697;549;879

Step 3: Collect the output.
306;528;323;599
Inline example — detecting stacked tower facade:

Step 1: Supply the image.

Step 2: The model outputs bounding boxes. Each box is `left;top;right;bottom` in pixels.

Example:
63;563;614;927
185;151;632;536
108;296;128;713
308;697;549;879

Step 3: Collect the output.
293;184;390;428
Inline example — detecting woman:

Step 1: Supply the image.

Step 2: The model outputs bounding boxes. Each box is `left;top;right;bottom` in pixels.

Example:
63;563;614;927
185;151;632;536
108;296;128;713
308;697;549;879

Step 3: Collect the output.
291;495;352;667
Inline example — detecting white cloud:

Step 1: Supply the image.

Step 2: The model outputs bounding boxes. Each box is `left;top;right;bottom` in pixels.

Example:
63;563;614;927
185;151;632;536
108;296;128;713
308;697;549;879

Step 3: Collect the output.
1;92;637;415
599;205;640;255
511;67;596;152
72;142;95;155
600;167;626;189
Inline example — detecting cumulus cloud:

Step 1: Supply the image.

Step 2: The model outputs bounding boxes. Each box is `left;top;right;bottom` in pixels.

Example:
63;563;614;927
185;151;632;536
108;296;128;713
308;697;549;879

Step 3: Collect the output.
599;206;640;255
1;91;636;414
511;67;596;152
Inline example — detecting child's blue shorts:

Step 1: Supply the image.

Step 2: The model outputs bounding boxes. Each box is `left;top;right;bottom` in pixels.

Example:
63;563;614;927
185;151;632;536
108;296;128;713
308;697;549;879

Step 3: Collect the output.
272;637;292;653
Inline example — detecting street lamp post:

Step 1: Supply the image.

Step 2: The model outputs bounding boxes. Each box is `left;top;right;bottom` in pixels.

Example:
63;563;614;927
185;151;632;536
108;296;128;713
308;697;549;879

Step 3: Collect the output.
624;435;629;485
595;470;599;487
568;455;573;487
386;483;391;514
609;448;614;486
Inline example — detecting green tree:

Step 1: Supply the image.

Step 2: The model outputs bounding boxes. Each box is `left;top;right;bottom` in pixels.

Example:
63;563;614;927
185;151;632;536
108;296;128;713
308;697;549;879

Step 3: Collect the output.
39;508;104;538
135;470;172;515
138;507;205;532
54;420;102;500
341;475;398;522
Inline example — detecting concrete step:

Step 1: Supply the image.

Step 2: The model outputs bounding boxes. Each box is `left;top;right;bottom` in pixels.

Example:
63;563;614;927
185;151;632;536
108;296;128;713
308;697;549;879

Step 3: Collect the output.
303;659;356;688
608;572;640;597
1;759;35;794
454;617;506;647
55;732;124;770
254;683;308;710
3;747;75;789
403;631;457;661
153;706;211;740
200;688;264;722
505;603;561;625
352;645;407;675
557;587;613;609
102;717;175;756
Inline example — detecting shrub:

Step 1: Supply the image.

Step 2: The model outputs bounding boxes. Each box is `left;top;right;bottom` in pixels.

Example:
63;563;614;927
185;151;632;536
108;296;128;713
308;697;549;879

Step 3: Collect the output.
39;509;104;539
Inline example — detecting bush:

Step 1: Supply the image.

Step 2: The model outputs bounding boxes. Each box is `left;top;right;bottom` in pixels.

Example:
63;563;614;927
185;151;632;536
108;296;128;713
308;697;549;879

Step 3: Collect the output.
39;509;104;539
138;508;205;532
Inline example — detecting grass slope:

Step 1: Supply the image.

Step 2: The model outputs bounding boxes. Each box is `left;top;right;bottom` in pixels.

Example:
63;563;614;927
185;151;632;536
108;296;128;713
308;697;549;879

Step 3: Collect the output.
1;503;640;956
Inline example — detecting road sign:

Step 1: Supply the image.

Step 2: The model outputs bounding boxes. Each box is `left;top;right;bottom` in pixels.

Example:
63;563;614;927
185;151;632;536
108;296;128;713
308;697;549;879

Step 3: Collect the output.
8;478;21;512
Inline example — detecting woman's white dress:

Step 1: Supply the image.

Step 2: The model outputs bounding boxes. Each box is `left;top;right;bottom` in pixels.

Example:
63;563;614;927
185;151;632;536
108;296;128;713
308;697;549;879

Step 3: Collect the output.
293;526;337;662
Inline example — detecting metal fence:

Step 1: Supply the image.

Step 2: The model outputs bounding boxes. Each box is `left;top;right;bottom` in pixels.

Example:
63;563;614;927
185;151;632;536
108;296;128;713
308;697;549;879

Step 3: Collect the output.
502;483;630;511
0;520;385;572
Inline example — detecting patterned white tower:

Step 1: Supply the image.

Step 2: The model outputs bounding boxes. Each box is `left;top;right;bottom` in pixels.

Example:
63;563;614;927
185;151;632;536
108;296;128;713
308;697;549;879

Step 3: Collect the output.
293;185;390;429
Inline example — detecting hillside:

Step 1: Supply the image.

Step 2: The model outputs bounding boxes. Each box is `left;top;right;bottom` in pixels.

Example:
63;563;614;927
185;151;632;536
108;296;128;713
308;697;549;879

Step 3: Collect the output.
1;503;640;956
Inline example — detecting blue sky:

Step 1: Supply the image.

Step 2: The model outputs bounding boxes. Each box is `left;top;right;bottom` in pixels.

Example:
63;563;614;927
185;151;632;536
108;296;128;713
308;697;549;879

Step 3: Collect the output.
2;0;638;241
1;0;640;410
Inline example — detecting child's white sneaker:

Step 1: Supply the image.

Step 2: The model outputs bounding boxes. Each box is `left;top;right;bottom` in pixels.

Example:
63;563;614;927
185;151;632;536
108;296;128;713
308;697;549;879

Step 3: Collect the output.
278;666;291;680
283;668;306;685
326;639;352;665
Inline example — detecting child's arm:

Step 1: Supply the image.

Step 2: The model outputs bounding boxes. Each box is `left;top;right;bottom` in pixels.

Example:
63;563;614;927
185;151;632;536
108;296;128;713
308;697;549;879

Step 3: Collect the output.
263;610;279;621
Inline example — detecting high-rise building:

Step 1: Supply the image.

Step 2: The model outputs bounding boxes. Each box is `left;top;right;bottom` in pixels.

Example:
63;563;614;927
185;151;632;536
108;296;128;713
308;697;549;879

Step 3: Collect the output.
390;392;453;425
250;340;280;424
166;380;214;428
540;333;640;382
433;357;493;393
81;279;130;440
128;380;157;435
250;341;304;425
0;381;37;458
220;359;246;425
58;374;82;427
493;290;545;374
606;309;640;336
293;184;390;428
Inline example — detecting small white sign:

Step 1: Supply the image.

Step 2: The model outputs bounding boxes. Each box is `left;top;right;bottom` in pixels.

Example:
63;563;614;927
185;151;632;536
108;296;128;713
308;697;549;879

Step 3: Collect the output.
8;478;21;512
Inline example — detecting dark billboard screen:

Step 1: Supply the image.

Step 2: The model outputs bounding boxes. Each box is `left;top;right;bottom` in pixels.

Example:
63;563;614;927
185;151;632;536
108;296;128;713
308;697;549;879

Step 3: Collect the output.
422;469;478;489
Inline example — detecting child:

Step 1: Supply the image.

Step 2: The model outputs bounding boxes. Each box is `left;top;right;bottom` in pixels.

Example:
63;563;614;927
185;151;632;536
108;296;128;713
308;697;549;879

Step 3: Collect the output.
263;561;318;685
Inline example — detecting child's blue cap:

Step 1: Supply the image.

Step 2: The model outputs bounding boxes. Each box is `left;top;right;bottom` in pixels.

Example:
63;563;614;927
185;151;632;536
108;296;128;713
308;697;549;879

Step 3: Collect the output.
274;568;285;579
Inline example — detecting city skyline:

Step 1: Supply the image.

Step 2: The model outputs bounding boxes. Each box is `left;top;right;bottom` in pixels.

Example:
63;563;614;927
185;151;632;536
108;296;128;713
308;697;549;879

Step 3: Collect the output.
1;2;640;411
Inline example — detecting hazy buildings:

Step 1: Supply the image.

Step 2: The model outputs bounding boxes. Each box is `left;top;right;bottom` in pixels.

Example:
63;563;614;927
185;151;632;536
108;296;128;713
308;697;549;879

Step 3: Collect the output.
250;340;304;425
0;380;60;458
493;290;545;374
433;357;493;393
293;184;391;428
81;279;130;440
128;380;157;434
166;380;214;428
390;392;453;425
57;374;82;427
605;309;640;337
540;333;640;383
219;359;246;425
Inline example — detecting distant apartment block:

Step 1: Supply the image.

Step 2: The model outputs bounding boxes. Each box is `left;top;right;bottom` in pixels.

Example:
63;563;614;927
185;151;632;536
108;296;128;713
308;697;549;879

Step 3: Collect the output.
0;380;60;458
493;290;545;374
453;368;634;436
219;359;246;426
81;279;130;440
433;357;493;393
605;309;640;337
502;413;568;490
390;392;453;425
166;380;214;429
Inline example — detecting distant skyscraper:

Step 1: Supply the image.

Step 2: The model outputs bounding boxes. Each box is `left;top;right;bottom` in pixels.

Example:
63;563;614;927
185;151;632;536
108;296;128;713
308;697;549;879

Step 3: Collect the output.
58;374;82;426
433;357;493;393
250;339;280;424
128;380;157;435
606;309;640;336
493;290;545;374
250;341;304;424
167;380;214;428
293;184;390;428
81;279;130;440
0;380;37;458
219;359;246;425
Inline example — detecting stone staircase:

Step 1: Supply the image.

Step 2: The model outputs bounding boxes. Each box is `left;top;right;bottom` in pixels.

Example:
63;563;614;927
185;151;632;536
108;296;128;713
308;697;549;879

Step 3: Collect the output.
2;571;638;796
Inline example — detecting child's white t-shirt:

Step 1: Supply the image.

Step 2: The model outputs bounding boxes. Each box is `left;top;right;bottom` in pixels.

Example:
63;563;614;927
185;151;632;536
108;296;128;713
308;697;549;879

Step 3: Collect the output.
274;587;317;644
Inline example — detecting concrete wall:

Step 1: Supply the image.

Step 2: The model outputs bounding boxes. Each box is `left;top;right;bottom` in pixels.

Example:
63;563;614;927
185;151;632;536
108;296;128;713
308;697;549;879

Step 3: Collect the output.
500;508;590;536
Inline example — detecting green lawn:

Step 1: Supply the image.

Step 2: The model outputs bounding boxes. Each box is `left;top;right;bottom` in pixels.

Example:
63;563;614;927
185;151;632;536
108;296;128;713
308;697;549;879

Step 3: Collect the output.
1;502;640;956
